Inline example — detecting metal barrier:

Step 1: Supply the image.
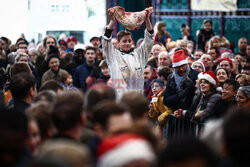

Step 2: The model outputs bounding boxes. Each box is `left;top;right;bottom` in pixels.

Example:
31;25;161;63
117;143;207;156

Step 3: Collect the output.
164;114;204;139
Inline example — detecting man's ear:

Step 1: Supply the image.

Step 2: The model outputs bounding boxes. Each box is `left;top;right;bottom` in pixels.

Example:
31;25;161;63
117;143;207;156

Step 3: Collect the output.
80;112;86;126
93;123;104;139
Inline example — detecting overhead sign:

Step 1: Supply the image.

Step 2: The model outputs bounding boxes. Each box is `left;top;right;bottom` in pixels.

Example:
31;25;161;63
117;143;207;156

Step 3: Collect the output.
191;0;237;11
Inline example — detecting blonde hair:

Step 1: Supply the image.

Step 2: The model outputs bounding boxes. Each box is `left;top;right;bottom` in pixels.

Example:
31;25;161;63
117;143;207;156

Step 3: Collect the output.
38;139;91;167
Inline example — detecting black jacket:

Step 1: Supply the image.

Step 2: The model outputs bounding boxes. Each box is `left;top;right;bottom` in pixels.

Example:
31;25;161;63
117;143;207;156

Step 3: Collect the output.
163;68;199;110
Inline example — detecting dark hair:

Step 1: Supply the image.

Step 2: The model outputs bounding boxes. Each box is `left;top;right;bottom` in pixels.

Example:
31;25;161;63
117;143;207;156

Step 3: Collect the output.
199;79;217;93
85;46;96;53
224;79;240;92
92;101;126;129
39;80;63;92
16;40;28;49
158;67;172;80
52;91;84;131
203;19;213;26
145;65;154;72
10;73;36;100
61;72;71;83
120;92;149;120
10;63;31;78
33;90;57;103
223;108;250;164
209;47;219;55
0;111;28;165
158;137;217;167
26;101;53;141
216;68;229;77
85;84;116;113
117;30;132;42
43;35;57;48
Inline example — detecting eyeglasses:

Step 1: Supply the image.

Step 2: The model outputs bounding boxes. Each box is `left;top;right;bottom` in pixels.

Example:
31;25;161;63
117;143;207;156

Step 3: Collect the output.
193;65;203;69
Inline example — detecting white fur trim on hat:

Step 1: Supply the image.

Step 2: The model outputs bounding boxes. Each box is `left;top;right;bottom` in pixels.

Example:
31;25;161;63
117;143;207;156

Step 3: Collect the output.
191;60;206;72
198;73;216;86
97;139;156;167
172;59;188;67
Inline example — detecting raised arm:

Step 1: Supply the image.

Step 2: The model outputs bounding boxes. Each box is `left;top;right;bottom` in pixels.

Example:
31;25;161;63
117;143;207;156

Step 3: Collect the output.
144;7;153;32
107;8;116;30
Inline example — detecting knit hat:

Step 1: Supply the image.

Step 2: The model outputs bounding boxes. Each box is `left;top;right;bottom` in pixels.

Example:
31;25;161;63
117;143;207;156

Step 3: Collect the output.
172;50;188;67
198;71;218;86
151;79;164;88
191;60;206;72
74;44;85;52
97;133;156;167
66;36;77;44
218;58;233;68
47;54;59;64
58;39;67;47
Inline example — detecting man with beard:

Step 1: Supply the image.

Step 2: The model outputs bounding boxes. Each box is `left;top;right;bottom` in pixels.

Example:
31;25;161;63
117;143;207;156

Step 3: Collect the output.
73;47;97;92
163;49;199;110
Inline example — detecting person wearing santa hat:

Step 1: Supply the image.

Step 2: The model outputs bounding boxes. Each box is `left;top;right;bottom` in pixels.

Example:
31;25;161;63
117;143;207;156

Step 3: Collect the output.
218;57;234;78
163;49;199;111
97;133;156;167
174;71;221;123
191;60;206;72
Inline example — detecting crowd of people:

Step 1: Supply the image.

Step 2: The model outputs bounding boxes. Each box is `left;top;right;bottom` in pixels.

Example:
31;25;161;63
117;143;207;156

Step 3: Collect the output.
0;6;250;167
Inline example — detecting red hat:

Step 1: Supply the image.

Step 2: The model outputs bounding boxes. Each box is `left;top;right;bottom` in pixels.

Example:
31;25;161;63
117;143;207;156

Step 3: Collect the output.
172;50;188;67
198;71;218;86
218;58;233;68
97;133;156;167
191;60;206;72
66;35;77;44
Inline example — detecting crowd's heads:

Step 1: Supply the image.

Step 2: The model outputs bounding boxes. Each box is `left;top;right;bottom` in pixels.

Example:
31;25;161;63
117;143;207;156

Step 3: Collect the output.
158;51;171;67
191;60;206;72
26;101;54;141
144;65;154;80
10;62;32;78
120;92;149;120
221;79;240;101
151;78;165;95
237;85;250;109
92;101;132;138
0;111;28;166
198;72;218;86
158;137;217;167
202;19;213;32
172;49;187;68
156;21;166;33
10;73;36;100
37;139;91;167
39;80;63;93
43;35;57;50
216;68;229;85
97;133;156;167
84;84;116;113
223;108;250;165
66;36;77;50
117;30;133;52
52;91;85;133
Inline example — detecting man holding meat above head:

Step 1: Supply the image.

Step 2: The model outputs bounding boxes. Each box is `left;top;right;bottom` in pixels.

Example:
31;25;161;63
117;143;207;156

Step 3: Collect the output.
102;6;154;99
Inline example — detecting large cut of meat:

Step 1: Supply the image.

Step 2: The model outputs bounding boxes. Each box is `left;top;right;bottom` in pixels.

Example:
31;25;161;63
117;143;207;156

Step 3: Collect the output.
111;6;153;31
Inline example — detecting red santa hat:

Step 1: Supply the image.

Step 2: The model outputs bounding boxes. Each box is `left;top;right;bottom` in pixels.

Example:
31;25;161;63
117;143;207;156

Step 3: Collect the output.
198;71;218;86
218;58;233;68
191;60;206;72
172;49;188;67
97;133;156;167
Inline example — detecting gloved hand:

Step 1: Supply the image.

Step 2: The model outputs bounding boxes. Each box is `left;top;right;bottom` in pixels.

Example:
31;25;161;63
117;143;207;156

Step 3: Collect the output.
181;79;194;89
